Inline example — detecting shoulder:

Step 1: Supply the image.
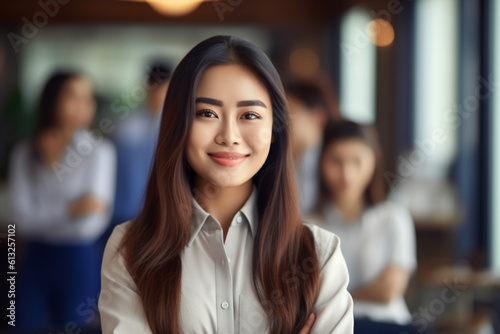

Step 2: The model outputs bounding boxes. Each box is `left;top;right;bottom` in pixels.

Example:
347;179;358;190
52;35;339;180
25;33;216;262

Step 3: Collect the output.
102;220;133;264
106;220;133;247
10;140;32;162
8;140;34;176
375;200;410;215
303;222;341;270
100;220;142;298
116;219;134;233
76;130;117;164
369;200;413;226
93;135;116;157
7;141;33;188
102;221;136;278
303;212;327;227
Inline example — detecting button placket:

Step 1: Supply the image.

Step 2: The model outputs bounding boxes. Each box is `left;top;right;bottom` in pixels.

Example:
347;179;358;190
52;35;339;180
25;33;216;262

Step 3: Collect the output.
212;221;234;333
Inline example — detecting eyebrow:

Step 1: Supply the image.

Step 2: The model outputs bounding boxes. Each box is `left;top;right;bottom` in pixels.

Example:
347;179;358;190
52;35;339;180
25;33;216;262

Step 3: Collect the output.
195;97;222;106
237;99;267;108
195;97;267;109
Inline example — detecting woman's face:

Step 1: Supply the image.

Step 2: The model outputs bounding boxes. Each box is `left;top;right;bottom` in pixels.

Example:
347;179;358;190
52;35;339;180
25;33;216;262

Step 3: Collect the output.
321;138;376;203
186;64;273;189
56;76;96;129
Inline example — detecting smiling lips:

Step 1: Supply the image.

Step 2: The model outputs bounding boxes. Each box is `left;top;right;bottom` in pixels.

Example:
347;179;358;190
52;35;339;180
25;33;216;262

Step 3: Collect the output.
208;152;250;167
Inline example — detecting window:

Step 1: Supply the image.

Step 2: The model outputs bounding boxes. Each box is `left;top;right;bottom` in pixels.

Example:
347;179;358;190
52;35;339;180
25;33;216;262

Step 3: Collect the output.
339;7;377;124
414;0;459;171
489;0;500;272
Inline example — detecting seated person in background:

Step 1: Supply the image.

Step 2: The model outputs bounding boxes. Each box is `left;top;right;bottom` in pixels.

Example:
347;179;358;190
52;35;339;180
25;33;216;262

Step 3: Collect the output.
305;119;418;329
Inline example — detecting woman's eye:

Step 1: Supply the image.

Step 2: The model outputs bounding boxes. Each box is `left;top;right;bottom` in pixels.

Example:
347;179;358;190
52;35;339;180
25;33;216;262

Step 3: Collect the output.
196;110;217;118
241;112;261;120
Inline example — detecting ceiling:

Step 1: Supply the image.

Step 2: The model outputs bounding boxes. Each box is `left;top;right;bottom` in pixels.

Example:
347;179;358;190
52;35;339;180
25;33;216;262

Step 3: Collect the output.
0;0;384;26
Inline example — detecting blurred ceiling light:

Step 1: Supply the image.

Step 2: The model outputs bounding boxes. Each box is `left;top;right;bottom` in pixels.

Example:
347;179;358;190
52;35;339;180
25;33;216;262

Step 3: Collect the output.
123;0;206;16
289;47;320;78
366;18;395;47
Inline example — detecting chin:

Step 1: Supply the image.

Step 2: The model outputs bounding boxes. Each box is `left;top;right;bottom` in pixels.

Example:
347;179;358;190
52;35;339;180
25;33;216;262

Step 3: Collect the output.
194;172;250;189
208;178;250;189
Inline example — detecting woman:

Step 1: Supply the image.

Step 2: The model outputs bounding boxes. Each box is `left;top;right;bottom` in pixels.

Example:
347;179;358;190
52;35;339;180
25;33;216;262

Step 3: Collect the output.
306;120;417;329
8;71;116;330
98;35;353;334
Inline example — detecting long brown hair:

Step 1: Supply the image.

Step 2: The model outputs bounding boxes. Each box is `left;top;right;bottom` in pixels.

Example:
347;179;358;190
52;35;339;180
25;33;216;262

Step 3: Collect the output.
315;119;386;215
118;35;320;333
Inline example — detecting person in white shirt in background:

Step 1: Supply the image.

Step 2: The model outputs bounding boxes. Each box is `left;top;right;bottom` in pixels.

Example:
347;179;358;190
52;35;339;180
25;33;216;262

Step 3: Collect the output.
305;119;419;333
8;71;116;331
98;35;353;334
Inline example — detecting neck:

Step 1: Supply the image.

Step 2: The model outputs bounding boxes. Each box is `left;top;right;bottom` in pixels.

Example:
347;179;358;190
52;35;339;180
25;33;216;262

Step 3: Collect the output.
58;125;78;142
149;105;161;118
332;196;365;222
193;177;253;235
38;125;78;171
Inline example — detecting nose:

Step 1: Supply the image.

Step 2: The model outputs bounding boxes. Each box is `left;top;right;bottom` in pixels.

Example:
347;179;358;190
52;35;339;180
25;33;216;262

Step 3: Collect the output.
215;118;241;145
341;164;352;183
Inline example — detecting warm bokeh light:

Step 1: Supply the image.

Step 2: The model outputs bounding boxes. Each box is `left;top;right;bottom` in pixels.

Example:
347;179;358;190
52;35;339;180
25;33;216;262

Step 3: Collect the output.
366;18;395;47
289;47;320;78
125;0;205;16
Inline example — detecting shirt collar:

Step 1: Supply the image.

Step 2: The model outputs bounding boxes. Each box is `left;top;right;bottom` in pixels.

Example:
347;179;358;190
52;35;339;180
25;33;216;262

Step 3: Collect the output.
187;183;258;247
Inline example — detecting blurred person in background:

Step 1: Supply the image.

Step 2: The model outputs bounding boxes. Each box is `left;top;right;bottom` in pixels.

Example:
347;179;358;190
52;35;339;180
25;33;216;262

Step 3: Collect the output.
305;120;421;333
7;71;116;331
286;77;339;215
107;61;171;237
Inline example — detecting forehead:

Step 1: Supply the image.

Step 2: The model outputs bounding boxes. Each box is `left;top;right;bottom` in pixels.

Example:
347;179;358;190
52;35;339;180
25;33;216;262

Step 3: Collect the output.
63;77;92;91
325;138;373;155
195;64;270;102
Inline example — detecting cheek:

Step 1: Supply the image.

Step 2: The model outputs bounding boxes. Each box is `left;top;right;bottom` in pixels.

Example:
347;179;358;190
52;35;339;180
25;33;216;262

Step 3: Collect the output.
243;125;272;154
186;122;216;167
79;103;95;123
321;160;341;184
84;99;96;115
186;125;204;158
56;101;73;123
359;160;376;186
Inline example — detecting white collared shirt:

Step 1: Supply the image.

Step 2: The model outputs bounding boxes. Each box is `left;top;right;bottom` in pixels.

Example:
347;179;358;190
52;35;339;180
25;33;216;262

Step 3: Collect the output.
98;184;354;333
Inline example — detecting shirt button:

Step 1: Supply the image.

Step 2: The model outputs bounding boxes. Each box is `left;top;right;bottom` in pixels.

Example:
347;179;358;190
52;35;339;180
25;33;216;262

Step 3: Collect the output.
221;301;229;309
236;216;242;224
221;259;225;266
